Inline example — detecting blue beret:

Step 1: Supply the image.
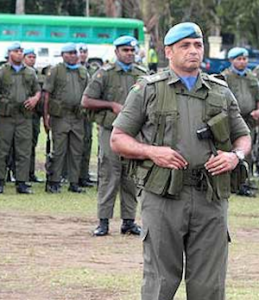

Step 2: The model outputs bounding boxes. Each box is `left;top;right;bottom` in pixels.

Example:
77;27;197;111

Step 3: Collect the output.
78;43;88;51
164;22;203;46
113;36;138;47
228;47;248;59
24;48;36;56
61;43;77;53
7;41;23;51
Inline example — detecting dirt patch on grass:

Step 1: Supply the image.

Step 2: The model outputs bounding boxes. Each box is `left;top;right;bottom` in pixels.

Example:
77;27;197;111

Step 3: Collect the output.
0;211;142;300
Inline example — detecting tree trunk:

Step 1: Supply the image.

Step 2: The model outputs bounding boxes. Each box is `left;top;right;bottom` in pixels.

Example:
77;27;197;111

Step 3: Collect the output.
15;0;25;14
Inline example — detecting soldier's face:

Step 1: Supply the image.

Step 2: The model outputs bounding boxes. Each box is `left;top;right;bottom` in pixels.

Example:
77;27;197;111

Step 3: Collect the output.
62;51;78;65
115;46;135;65
79;50;88;63
9;49;24;64
24;54;36;67
231;56;248;70
165;38;204;74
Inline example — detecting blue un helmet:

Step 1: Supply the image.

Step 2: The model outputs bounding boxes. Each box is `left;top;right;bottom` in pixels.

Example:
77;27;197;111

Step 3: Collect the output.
23;48;36;56
164;22;203;46
113;36;138;48
61;43;77;54
7;41;23;52
227;47;248;60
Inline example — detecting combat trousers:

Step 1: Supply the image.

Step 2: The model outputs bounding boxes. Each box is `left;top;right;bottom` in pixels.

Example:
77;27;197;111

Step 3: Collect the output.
0;114;32;182
140;186;228;300
30;112;41;177
97;127;137;219
79;119;93;180
49;114;84;183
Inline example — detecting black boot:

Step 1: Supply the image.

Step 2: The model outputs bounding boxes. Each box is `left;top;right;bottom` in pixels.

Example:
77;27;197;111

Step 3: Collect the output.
93;219;109;236
0;180;4;194
78;178;95;188
121;219;141;235
16;182;33;194
68;183;84;193
237;184;256;198
29;174;44;183
45;181;61;193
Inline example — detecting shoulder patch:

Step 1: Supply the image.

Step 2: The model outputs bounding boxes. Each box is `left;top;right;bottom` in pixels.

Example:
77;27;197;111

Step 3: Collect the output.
204;74;228;87
131;82;145;93
102;63;115;71
144;71;170;84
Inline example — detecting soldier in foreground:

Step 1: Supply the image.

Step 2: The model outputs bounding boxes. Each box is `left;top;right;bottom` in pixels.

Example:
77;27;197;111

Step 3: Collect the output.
110;23;251;300
0;42;41;194
81;35;147;236
222;47;259;196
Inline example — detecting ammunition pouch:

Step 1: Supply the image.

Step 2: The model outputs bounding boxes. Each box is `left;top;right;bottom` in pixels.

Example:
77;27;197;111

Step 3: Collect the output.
49;99;83;119
230;160;249;193
94;110;117;129
207;111;232;152
133;159;231;201
0;99;14;117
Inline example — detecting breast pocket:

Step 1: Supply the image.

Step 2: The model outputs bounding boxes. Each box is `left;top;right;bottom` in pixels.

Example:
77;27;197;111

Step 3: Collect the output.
205;94;228;118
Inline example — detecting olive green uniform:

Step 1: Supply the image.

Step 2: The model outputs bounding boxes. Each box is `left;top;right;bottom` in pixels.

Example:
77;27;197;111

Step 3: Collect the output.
29;68;45;179
222;68;259;168
43;63;88;184
113;70;249;300
83;62;147;219
80;63;99;182
0;63;40;182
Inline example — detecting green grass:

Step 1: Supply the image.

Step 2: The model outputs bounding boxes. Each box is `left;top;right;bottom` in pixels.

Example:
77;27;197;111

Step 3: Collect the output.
0;126;259;299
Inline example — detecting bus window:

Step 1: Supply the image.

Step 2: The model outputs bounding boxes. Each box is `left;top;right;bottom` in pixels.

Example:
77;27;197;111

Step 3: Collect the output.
38;48;49;57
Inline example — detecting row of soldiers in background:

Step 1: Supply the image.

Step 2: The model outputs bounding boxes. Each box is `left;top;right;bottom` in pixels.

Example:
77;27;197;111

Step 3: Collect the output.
0;42;98;194
221;47;259;197
0;36;148;236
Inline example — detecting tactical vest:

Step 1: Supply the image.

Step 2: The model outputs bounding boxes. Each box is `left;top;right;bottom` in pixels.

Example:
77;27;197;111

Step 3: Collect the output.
93;63;146;129
0;63;35;100
223;68;258;127
133;71;234;202
49;63;88;117
0;64;36;117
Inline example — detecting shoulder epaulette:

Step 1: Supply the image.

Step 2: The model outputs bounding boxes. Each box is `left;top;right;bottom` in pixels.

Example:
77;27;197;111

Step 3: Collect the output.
102;63;115;71
133;64;147;73
144;71;170;84
203;73;228;87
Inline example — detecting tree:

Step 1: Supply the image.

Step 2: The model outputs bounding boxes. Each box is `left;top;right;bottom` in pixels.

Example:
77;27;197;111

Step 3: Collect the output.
15;0;25;14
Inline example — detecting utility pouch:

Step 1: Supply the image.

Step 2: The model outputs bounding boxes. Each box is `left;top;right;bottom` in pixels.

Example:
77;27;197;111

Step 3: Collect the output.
211;172;231;200
231;160;249;193
0;99;14;117
167;169;183;196
135;160;154;187
207;111;232;151
49;100;63;117
145;164;171;196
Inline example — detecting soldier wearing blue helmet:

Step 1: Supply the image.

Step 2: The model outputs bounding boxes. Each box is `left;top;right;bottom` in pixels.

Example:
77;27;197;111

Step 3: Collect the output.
111;22;251;300
222;47;259;196
43;42;89;193
81;35;147;236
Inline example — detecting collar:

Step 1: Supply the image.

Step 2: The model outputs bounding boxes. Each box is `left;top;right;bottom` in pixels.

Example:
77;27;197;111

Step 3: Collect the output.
168;69;211;90
230;65;248;77
115;60;133;72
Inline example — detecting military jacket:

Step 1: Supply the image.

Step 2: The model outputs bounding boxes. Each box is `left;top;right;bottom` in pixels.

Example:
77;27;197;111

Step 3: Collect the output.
0;63;40;104
114;70;249;169
43;62;88;106
222;68;259;117
84;62;147;104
